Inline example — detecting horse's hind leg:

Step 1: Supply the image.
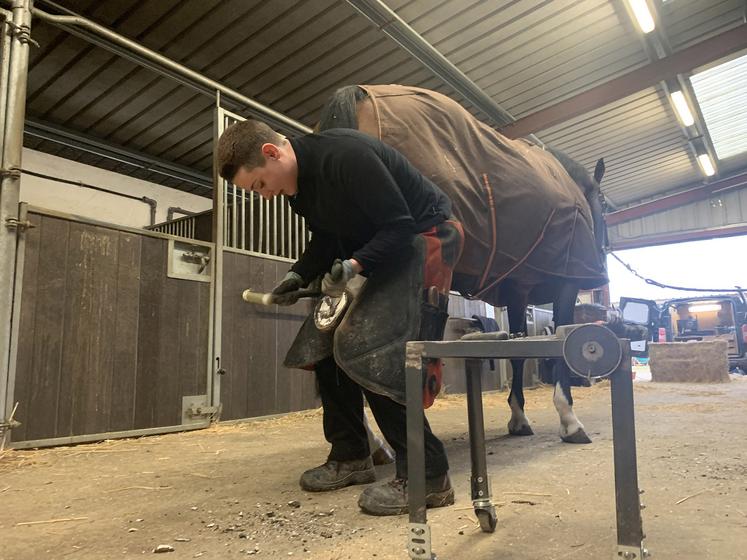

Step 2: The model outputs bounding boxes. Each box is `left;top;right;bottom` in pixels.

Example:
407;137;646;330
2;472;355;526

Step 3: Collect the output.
552;282;592;444
506;291;533;436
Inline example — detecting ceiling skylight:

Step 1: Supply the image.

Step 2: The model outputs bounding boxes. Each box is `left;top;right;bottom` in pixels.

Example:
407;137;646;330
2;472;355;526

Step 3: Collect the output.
690;53;747;160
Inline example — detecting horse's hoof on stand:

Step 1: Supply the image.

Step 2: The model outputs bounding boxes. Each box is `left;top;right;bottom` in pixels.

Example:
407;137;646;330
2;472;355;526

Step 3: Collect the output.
561;428;592;444
508;425;534;436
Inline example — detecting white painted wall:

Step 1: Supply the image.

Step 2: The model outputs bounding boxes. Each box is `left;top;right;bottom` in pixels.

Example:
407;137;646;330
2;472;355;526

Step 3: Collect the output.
19;148;212;228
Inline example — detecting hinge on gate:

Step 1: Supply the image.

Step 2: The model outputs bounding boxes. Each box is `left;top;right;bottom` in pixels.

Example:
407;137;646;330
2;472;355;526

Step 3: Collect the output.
0;403;21;451
5;217;36;231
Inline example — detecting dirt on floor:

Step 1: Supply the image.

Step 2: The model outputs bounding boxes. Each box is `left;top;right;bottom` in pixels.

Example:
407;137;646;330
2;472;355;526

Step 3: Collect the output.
1;376;747;560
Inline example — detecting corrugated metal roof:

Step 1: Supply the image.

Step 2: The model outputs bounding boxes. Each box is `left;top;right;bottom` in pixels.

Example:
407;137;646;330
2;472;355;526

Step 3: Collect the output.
22;0;747;211
691;52;747;160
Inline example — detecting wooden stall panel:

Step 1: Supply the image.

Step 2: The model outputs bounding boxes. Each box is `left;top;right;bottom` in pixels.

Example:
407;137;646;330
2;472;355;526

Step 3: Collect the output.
12;213;211;443
220;251;317;421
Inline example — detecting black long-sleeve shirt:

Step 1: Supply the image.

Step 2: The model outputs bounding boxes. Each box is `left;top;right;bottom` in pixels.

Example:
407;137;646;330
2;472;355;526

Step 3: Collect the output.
288;129;452;284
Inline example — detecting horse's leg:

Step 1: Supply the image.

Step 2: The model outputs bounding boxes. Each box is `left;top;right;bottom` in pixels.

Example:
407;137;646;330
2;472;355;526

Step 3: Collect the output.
552;281;592;444
506;290;533;436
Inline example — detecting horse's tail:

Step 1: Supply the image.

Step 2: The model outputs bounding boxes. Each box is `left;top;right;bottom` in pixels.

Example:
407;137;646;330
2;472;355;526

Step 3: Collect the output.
547;147;608;254
318;85;368;131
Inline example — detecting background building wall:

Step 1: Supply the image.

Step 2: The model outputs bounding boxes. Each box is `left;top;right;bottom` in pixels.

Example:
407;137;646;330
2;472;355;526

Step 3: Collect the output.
19;148;212;228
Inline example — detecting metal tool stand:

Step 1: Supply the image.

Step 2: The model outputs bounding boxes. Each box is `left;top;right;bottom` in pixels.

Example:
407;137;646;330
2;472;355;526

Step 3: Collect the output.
405;324;647;560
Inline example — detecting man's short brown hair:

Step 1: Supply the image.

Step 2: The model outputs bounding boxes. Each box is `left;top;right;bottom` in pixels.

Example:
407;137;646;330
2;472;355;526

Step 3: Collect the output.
216;119;284;182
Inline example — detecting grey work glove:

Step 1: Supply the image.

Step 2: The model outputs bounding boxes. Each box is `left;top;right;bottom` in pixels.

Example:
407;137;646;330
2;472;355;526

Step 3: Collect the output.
271;271;304;306
322;259;356;297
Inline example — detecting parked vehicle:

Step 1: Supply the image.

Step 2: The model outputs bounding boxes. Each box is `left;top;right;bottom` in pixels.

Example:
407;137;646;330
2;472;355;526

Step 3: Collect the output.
620;293;747;371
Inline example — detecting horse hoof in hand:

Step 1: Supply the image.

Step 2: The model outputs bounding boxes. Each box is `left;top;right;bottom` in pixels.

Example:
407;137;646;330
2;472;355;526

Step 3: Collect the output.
561;428;592;444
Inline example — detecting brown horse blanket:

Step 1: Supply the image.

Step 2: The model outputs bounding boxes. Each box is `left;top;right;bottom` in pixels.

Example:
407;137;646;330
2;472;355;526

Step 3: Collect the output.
356;85;607;305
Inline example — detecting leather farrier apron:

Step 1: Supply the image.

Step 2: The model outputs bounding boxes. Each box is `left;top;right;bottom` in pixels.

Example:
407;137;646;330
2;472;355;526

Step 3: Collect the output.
284;220;463;407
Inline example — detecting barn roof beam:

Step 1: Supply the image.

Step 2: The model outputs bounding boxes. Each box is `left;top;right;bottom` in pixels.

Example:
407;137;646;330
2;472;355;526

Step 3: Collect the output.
610;223;747;251
346;0;518;129
605;170;747;226
500;24;747;139
30;0;312;136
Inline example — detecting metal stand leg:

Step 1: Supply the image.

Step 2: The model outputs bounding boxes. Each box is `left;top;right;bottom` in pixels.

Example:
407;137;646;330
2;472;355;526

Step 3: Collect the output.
610;343;648;560
465;359;497;533
406;342;433;560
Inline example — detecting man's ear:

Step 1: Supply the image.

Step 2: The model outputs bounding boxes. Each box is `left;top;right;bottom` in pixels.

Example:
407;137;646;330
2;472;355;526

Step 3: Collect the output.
261;143;280;161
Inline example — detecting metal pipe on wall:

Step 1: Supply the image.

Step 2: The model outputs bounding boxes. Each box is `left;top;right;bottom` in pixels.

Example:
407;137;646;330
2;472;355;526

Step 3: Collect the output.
0;0;33;442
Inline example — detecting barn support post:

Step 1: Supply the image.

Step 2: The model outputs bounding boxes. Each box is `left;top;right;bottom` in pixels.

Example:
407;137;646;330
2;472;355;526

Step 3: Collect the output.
0;0;32;448
209;102;226;410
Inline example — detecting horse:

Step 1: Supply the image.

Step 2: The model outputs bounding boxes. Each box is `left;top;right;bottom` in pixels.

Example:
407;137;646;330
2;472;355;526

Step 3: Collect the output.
317;84;608;444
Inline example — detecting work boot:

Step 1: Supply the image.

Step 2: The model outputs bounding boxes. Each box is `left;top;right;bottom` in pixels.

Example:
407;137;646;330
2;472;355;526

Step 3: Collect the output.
358;474;454;516
299;457;376;492
371;445;395;466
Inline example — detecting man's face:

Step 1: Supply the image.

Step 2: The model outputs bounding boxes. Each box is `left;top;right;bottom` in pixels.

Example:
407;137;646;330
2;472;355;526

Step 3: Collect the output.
232;142;298;199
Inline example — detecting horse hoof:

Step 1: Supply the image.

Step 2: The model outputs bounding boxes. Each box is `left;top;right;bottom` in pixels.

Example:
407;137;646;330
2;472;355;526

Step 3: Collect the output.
508;425;534;436
561;428;592;444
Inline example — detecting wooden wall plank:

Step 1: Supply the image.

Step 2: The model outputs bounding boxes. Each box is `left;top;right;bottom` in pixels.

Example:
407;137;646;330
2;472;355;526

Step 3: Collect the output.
11;213;42;442
26;216;70;440
219;251;237;419
66;224;119;436
195;282;210;396
109;232;142;432
153;271;180;428
176;278;202;399
134;236;165;430
243;257;277;418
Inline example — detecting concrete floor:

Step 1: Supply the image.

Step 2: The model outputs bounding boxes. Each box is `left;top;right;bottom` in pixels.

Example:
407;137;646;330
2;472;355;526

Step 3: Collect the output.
1;375;746;560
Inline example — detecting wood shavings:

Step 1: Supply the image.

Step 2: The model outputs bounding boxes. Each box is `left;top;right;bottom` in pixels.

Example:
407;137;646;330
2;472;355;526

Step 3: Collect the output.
502;491;552;497
675;488;713;505
15;516;89;527
104;485;173;493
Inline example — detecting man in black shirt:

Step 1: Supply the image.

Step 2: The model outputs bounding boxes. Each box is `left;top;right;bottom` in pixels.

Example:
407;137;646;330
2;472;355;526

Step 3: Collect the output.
218;119;463;516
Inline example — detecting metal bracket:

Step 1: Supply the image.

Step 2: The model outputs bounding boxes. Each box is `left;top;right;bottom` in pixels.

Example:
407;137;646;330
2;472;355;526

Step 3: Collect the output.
0;166;21;179
6;20;39;47
185;404;219;419
407;522;433;560
5;217;36;231
470;472;491;501
181;250;210;273
617;545;650;559
0;403;21;452
181;395;220;425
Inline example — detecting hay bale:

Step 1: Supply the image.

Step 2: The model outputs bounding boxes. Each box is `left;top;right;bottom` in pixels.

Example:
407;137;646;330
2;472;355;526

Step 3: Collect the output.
649;340;730;383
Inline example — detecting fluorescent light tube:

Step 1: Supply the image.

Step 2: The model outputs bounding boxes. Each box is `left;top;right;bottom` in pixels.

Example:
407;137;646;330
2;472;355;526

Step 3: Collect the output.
670;90;695;126
628;0;655;33
697;153;715;176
